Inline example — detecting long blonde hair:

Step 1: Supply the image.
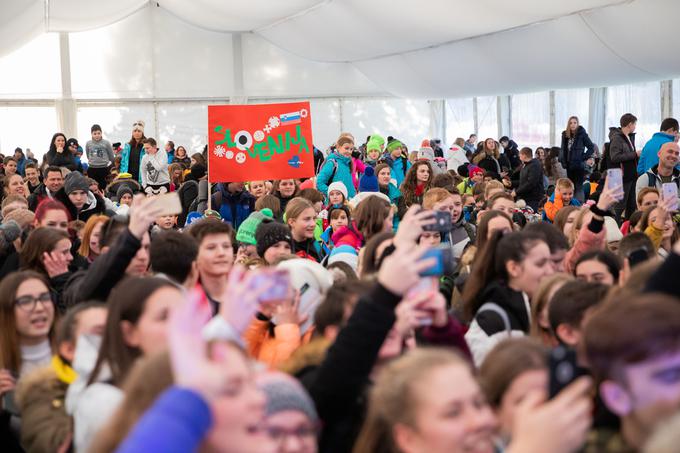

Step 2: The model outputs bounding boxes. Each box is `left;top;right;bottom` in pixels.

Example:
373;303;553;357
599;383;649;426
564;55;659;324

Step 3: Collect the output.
78;215;108;258
564;116;579;138
353;348;471;453
569;206;592;247
530;273;574;344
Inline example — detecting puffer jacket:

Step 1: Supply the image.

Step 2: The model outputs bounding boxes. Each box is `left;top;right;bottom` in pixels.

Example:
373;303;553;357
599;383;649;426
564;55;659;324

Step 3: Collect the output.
317;153;356;199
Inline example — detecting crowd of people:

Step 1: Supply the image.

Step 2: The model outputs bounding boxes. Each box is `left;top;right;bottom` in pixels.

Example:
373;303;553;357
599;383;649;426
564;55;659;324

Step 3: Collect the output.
1;112;680;453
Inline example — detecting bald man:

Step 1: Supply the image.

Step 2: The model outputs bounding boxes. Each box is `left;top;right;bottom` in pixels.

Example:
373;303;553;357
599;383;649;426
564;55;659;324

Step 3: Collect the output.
635;141;680;201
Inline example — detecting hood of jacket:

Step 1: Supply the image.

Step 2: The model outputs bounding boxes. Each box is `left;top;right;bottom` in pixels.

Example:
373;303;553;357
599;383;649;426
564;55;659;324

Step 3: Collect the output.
609;127;636;142
217;183;254;202
563;125;588;139
478;280;530;331
327;152;351;165
279;337;331;376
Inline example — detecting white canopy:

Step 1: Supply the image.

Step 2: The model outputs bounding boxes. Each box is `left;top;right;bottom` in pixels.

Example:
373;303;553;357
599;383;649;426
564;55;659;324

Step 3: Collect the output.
2;0;678;99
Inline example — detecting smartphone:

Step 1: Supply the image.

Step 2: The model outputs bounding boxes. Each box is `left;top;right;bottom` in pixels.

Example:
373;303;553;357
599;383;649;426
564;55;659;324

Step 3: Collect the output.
149;192;182;216
548;346;589;399
606;168;623;201
250;270;291;302
418;245;455;277
297;283;321;335
662;183;678;211
408;278;438;326
422;211;452;233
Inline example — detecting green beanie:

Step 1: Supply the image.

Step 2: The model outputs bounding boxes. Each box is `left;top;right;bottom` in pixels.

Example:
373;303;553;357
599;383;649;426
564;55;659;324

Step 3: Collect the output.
236;208;274;245
386;140;403;153
369;134;385;146
367;140;381;153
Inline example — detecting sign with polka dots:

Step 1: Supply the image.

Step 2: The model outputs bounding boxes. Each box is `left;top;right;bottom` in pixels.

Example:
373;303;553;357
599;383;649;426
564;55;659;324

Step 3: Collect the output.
208;101;314;182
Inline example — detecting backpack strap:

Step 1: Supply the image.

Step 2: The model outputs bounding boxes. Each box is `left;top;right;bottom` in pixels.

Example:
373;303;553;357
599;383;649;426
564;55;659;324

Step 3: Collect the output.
477;302;511;334
647;172;655;188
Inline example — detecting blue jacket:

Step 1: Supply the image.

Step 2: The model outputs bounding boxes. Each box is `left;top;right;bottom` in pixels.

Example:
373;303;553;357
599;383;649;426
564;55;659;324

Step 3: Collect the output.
211;184;256;230
383;154;411;188
320;226;334;257
116;387;211;453
638;132;676;175
317;153;356;199
15;156;26;176
380;183;401;205
120;143;146;184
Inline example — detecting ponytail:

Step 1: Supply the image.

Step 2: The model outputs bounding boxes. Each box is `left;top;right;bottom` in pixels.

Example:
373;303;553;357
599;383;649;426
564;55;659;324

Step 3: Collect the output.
462;230;547;322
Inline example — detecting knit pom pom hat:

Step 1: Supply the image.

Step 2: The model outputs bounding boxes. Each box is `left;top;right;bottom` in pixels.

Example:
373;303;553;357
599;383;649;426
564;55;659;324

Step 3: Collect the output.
255;221;292;258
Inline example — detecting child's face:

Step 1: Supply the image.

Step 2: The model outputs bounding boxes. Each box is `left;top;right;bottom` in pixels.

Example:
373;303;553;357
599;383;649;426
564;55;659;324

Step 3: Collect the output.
419;231;441;247
471;173;483;184
25;168;38;182
143;143;157;155
330;211;349;231
264;242;291;265
289;207;317;239
249;181;267;198
559;188;574;204
378;167;392;186
329;190;344;206
390;147;402;159
313;201;323;214
91;130;102;141
156;215;176;229
120;193;133;205
278;180;296;197
368;150;380;161
338;143;353;157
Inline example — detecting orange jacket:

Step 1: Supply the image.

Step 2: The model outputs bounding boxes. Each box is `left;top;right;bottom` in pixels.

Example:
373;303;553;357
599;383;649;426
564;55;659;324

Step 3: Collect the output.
543;191;565;222
243;318;314;369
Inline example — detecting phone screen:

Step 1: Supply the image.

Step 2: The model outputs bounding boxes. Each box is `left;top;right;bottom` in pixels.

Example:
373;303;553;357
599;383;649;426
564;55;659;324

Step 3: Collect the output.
662;183;678;211
606;169;623;201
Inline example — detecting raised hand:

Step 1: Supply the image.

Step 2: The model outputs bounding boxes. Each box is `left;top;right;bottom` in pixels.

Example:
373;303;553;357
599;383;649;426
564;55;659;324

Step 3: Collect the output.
43;250;70;278
219;266;274;335
168;290;233;402
507;377;592;453
596;177;623;212
128;194;167;239
394;205;436;249
274;291;308;326
378;245;436;296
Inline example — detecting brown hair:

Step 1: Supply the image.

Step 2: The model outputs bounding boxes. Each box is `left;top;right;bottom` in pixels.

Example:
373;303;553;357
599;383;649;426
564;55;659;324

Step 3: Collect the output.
19;228;70;276
337;135;354;148
519;147;533;159
556;178;575;190
272;179;299;199
554;205;580;236
299;188;324;205
487;191;514;210
142;137;157;147
483;180;504;199
187;218;234;247
359;232;394;278
168;163;184;185
475;210;513;250
78;215;108;258
1;194;28;210
255;194;281;218
584;293;680;383
353;348;471;453
431;173;455;192
285;197;315;225
0;271;56;373
88;277;178;387
400;161;433;206
479;338;547;407
564;116;580;138
354;196;392;243
636;187;659;208
530;273;573;342
422;188;457;210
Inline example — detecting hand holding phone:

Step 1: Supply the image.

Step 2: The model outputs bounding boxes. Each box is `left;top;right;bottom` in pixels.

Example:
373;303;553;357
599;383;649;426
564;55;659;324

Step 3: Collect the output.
148;192;182;216
422;210;453;233
662;182;678;212
606;169;624;201
548;346;589;399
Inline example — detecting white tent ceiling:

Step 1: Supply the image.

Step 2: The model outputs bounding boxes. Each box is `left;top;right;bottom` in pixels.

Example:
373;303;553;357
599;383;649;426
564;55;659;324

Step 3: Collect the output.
1;0;679;98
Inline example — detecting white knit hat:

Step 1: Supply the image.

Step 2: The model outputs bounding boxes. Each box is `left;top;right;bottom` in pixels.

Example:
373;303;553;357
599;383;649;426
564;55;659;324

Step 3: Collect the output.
328;181;348;201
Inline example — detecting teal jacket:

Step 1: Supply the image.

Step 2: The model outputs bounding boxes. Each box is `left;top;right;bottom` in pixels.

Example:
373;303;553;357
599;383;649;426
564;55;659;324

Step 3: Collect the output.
381;183;401;204
317;153;356;199
120;142;146;184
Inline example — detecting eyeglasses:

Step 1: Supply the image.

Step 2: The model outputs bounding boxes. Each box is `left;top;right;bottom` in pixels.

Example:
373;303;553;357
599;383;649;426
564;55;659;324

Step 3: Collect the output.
15;292;53;312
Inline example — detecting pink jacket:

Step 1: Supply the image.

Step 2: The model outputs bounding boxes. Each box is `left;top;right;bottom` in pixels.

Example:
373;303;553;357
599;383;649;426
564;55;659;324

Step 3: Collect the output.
352;158;366;190
564;224;606;274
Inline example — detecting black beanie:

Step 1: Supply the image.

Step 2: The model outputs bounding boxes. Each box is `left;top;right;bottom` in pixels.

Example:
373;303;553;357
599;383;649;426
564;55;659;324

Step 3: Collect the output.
255;221;292;258
191;163;207;180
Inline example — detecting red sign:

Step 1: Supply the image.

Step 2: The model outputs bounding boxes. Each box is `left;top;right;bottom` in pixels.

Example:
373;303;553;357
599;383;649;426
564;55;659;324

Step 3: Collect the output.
208;102;314;182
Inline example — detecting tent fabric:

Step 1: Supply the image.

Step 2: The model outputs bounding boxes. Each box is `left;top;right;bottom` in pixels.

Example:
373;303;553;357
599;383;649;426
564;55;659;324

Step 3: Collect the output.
1;0;679;98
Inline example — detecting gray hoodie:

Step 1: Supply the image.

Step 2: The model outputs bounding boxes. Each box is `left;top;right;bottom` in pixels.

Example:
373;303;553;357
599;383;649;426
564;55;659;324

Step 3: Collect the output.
85;139;114;168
